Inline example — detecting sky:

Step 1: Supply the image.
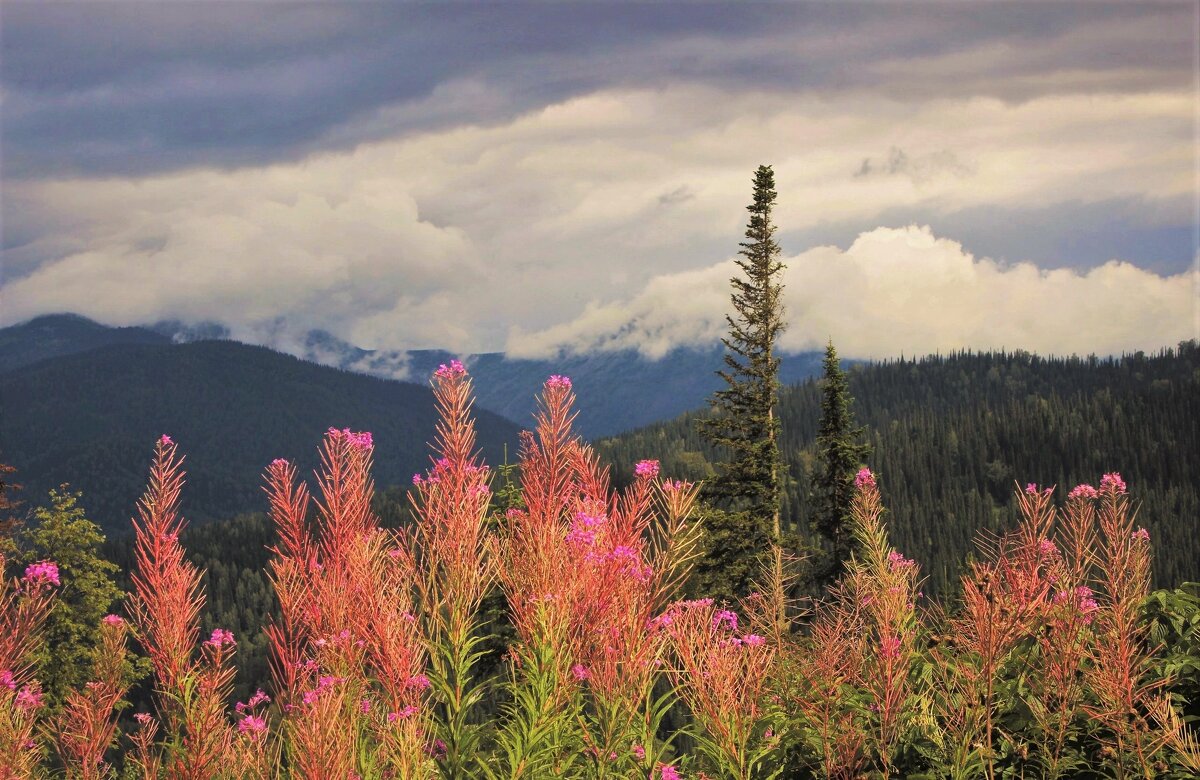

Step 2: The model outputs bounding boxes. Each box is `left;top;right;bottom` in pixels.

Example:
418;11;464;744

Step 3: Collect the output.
1;1;1197;362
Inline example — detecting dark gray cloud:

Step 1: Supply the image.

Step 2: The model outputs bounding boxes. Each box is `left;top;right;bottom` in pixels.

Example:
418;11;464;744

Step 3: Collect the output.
2;2;1190;178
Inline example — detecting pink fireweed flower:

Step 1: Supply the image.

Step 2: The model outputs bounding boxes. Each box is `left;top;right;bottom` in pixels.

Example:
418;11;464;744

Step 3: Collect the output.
712;609;739;632
15;685;43;710
1025;483;1039;494
159;434;173;446
660;765;681;780
632;744;646;760
101;614;124;626
434;359;466;380
887;550;916;570
360;698;372;713
237;714;267;737
270;458;289;468
1037;538;1059;558
206;628;235;648
880;635;902;661
1132;527;1150;542
23;560;60;587
0;670;15;691
388;705;420;722
742;634;766;647
572;664;590;681
1068;483;1099;500
248;689;270;707
1099;472;1127;494
634;459;660;480
406;674;431;690
546;374;572;389
855;467;876;489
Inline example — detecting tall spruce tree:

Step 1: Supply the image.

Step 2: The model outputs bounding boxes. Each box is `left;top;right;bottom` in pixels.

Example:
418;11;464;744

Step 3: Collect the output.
812;340;871;587
695;165;787;602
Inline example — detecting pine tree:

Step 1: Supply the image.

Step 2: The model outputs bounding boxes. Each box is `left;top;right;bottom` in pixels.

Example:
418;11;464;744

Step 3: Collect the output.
18;486;123;711
812;340;871;587
696;164;787;602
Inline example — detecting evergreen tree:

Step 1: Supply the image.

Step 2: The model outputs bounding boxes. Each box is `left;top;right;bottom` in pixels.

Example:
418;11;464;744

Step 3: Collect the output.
696;164;787;601
18;486;123;711
812;340;871;586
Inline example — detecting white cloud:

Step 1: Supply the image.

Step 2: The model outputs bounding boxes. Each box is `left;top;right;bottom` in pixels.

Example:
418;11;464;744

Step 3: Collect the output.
507;225;1196;360
2;83;1192;359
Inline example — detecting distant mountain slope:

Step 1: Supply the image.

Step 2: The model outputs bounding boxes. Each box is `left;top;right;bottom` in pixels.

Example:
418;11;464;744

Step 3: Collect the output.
0;313;169;372
0;340;521;532
2;315;833;438
596;343;1200;593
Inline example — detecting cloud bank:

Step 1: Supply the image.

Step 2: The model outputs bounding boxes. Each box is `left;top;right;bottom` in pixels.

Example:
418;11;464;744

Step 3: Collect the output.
508;226;1195;360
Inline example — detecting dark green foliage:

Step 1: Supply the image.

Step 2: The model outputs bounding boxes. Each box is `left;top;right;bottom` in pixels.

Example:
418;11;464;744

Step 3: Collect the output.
696;165;788;599
600;342;1200;594
0;339;521;533
1144;582;1200;723
811;341;871;587
688;506;772;605
16;487;123;711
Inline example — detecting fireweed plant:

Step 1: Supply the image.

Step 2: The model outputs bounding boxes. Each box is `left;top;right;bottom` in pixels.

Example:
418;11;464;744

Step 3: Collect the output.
2;365;1198;778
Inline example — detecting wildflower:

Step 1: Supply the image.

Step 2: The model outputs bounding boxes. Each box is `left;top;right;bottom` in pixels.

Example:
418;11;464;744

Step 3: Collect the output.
1132;527;1150;542
388;705;419;722
0;670;15;691
855;467;876;489
406;673;431;690
101;614;124;626
248;689;270;707
23;560;60;587
742;634;766;647
887;550;915;570
429;739;448;758
237;714;267;737
1068;483;1099;500
712;609;739;632
134;712;153;725
434;359;466;379
206;628;235;648
15;685;43;710
546;374;572;389
159;434;173;445
632;744;646;760
1099;472;1127;495
660;765;681;780
634;459;661;479
880;635;902;660
270;458;289;468
662;479;687;492
360;698;372;713
1025;483;1039;494
1037;539;1059;558
572;664;590;681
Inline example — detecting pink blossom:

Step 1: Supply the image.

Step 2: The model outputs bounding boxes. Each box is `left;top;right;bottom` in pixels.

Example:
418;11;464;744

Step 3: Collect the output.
0;670;14;691
634;459;660;480
248;689;270;707
270;458;289;468
1132;527;1150;542
134;712;153;726
237;714;267;737
880;635;902;660
632;744;646;760
887;550;915;570
1099;472;1127;495
661;479;687;493
360;698;372;713
101;614;124;626
206;628;235;648
159;434;173;446
406;674;431;690
23;560;60;587
660;765;681;780
854;468;876;489
712;609;739;632
571;664;590;681
434;359;466;380
546;374;572;389
1068;483;1099;500
388;705;419;722
429;739;448;758
742;634;766;647
15;685;43;710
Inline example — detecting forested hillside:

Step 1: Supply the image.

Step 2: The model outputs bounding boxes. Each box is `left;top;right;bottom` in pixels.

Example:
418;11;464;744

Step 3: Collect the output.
0;340;521;531
595;342;1200;594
